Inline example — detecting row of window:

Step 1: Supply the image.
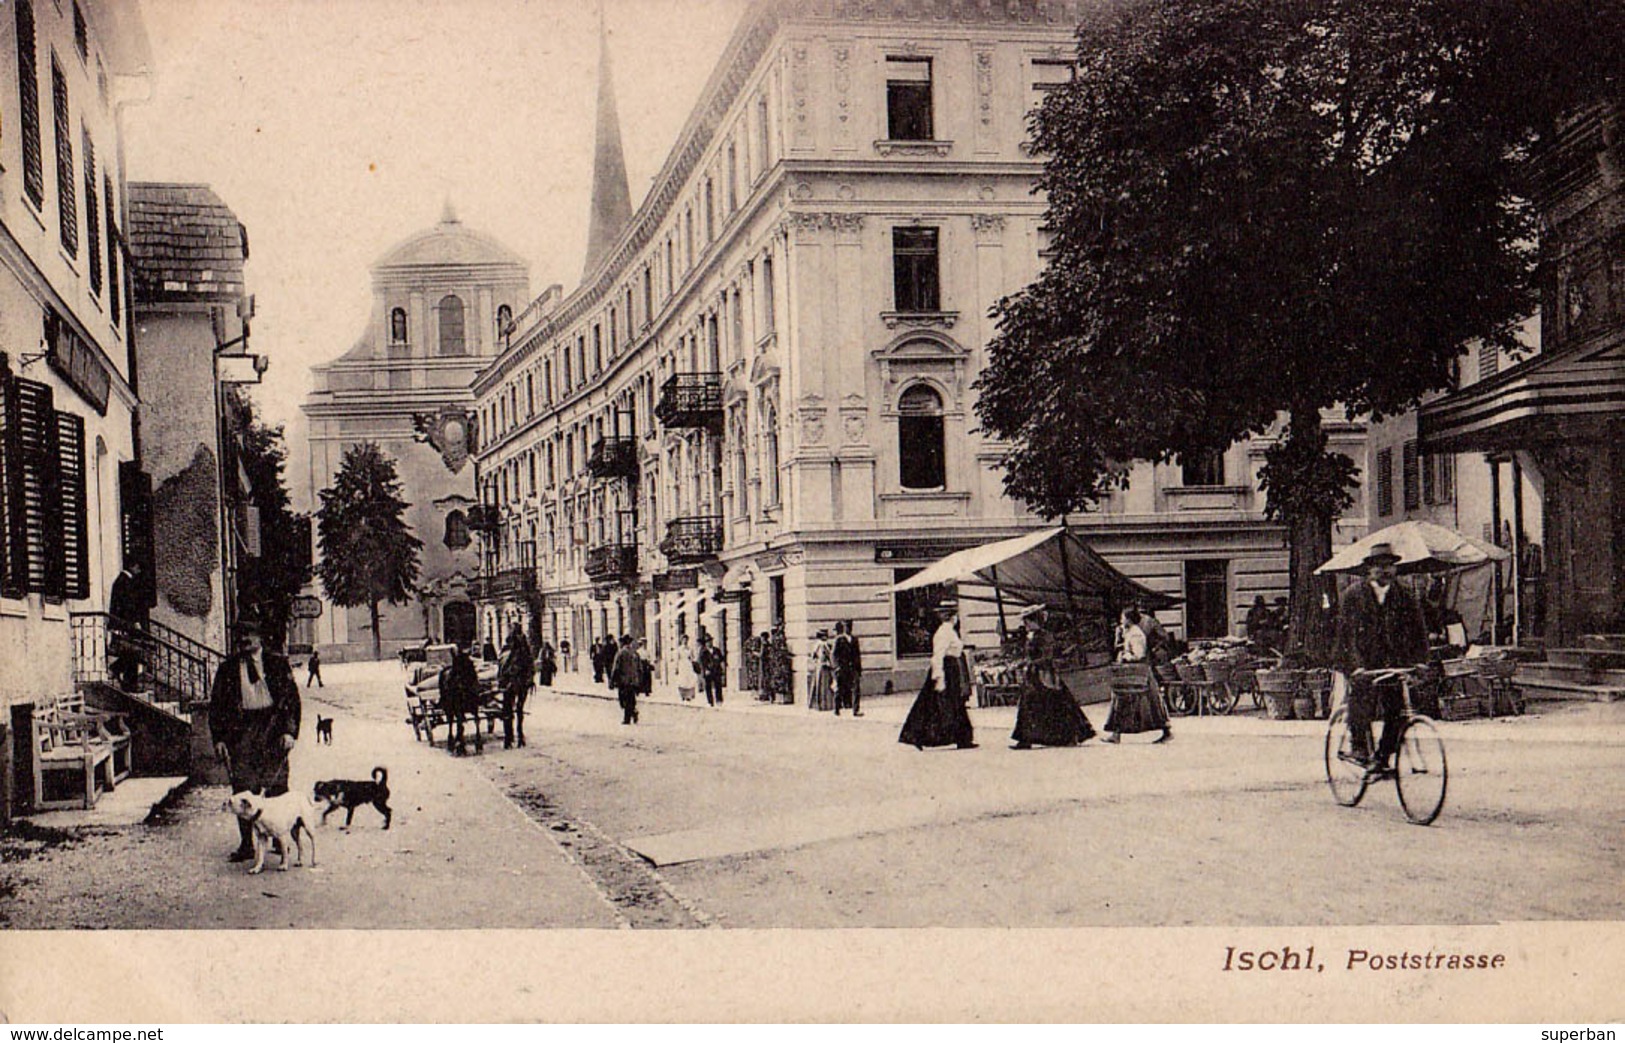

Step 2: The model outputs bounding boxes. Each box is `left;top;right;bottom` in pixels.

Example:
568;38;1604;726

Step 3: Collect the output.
11;0;123;326
386;298;514;356
1374;441;1455;517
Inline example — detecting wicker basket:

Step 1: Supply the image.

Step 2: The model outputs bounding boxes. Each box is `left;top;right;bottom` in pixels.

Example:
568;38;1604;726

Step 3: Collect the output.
1440;694;1486;721
1263;691;1297;720
1475;658;1519;680
1175;661;1206;684
1256;669;1299;695
1441;658;1476;678
1202;661;1235;685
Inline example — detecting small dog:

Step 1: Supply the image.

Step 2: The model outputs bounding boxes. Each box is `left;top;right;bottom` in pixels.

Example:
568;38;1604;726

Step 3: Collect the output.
315;715;334;744
223;790;317;874
313;767;392;830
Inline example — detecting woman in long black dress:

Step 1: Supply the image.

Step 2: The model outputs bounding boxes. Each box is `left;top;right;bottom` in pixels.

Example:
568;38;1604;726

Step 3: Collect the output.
1010;604;1095;749
899;599;977;750
1104;607;1173;744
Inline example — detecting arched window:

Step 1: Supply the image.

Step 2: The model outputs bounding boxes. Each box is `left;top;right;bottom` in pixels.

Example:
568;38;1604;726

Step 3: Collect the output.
496;304;512;339
390;307;407;344
898;383;945;490
444;510;470;550
438;295;466;355
763;400;781;506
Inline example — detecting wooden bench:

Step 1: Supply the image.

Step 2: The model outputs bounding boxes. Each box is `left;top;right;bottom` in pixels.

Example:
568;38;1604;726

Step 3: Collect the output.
32;709;126;811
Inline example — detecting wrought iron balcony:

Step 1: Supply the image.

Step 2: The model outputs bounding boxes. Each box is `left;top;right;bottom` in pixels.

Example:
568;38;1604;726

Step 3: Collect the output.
584;542;639;583
660;515;724;565
466;504;500;533
587;436;640;481
489;567;538;599
655;372;724;430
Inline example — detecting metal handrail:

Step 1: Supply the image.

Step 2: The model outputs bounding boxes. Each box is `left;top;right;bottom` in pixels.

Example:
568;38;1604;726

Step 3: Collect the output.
71;612;217;713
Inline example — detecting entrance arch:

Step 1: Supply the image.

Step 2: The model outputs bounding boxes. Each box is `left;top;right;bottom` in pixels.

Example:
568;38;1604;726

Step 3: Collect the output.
442;600;477;648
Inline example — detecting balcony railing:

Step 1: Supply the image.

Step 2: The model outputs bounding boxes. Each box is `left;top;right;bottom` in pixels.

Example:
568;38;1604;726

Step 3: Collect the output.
655;373;724;430
584;542;639;583
70;612;222;720
660;515;724;565
489;567;538;599
466;504;501;533
587;437;640;481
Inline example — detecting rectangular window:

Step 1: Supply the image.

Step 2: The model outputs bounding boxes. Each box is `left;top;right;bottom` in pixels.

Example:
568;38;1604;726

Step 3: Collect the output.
15;0;46;208
82;128;101;296
893;227;940;312
526;373;534;416
886;57;934;141
1030;58;1075;110
893;567;954;658
1184;559;1229;641
104;174;120;323
1;372;87;600
52;57;78;257
1180;448;1225;487
72;2;88;62
1434;453;1454;505
643;266;653;324
117;460;154;610
1402;439;1420;512
1376;447;1394;517
576;336;586;385
756;95;772;174
762;256;776;336
704;177;715;241
592;325;602;373
726;142;739;212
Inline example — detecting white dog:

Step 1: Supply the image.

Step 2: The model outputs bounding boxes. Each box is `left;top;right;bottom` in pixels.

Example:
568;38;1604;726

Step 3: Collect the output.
223;790;318;874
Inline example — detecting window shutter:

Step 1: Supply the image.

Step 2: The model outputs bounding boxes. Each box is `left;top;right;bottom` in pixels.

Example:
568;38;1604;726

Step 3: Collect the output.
1375;448;1394;517
52;58;78;257
83;129;101;296
118;460;156;608
15;0;46;208
0;369;23;599
1421;450;1436;505
1401;440;1420;512
56;410;88;599
11;377;63;598
105;175;121;324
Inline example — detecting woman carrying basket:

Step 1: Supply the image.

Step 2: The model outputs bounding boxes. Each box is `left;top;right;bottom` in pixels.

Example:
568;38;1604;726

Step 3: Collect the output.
1104;607;1173;744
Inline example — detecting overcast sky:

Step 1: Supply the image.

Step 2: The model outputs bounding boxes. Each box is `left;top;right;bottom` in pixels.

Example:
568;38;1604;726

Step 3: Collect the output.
123;0;750;509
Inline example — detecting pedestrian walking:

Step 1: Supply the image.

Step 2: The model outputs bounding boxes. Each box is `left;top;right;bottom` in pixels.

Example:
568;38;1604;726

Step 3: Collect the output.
611;634;642;724
305;649;323;688
537;639;557;687
498;624;534;749
1104;607;1172;744
1010;603;1094;748
560;638;573;673
676;634;698;702
208;611;302;863
832;620;862;716
807;630;836;711
698;630;726;706
898;599;976;750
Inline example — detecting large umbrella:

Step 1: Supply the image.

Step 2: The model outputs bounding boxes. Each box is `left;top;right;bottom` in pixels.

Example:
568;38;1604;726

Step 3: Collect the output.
1315;520;1511;576
882;526;1178;613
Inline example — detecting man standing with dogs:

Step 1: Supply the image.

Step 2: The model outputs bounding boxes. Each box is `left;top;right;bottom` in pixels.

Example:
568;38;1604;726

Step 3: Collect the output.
208;610;302;864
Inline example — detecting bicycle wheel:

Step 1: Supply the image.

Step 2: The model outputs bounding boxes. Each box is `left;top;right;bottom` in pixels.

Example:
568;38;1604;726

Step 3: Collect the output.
1324;708;1368;807
1395;716;1448;825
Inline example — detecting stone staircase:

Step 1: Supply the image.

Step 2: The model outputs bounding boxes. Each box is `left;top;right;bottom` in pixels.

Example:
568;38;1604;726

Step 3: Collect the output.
1514;638;1625;702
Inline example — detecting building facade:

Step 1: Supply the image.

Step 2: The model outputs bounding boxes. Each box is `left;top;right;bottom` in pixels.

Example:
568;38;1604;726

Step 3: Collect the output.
472;0;1368;700
302;206;529;660
2;0;151;798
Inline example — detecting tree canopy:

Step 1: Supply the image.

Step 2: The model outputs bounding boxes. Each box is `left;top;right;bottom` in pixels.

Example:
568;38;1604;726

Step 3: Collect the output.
231;389;311;649
975;0;1620;656
315;442;422;660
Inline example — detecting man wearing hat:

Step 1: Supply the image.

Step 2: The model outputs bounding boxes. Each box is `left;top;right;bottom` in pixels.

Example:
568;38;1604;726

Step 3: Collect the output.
1333;543;1430;774
208;610;302;862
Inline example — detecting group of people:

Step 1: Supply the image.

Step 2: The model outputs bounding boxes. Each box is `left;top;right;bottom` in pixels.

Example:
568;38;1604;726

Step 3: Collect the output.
1244;595;1291;654
674;631;728;707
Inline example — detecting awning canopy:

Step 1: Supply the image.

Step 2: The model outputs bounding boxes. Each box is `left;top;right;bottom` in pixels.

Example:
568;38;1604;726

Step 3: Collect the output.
1315;519;1510;576
1418;340;1625;454
882;527;1179;613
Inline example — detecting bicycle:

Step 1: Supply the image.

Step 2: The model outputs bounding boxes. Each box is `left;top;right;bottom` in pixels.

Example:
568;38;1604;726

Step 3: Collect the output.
1324;666;1449;825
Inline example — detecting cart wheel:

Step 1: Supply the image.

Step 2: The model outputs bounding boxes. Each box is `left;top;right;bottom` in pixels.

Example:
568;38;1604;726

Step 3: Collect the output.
1166;684;1196;716
1206;683;1240;716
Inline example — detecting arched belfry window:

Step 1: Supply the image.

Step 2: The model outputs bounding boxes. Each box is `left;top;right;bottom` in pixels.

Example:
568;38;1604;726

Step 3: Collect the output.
898;383;946;490
438;295;466;356
390;307;407;344
497;304;512;338
444;509;470;550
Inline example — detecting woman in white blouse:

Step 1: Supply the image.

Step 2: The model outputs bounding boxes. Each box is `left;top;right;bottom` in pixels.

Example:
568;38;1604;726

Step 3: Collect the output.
898;598;977;750
1105;607;1172;744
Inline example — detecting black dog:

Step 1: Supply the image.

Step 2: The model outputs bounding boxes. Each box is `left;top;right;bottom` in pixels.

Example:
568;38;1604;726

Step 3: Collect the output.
315;715;334;745
313;767;391;830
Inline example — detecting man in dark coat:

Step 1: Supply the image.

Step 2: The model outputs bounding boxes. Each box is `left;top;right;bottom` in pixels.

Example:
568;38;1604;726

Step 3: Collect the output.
107;560;148;690
1333;544;1431;774
209;612;301;862
610;634;642;725
497;624;535;749
832;620;862;716
697;630;726;707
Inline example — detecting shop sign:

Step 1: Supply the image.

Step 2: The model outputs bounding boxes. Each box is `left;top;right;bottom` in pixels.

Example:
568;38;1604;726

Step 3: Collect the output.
714;588;750;603
874;540;979;564
652;569;699;592
45;311;111;416
291;595;324;620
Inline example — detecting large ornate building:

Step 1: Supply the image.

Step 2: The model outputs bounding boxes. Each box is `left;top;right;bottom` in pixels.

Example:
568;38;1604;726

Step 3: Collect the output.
471;0;1367;698
302;206;529;660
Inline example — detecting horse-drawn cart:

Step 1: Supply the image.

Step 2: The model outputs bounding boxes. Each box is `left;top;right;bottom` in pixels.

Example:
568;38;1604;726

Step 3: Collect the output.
403;645;507;747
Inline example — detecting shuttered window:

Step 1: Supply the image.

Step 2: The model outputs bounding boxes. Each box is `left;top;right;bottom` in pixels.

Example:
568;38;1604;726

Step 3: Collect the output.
0;372;85;601
1375;447;1394;517
1402;440;1421;512
83;129;102;296
15;0;45;207
52;57;78;257
118;460;156;610
105;174;121;324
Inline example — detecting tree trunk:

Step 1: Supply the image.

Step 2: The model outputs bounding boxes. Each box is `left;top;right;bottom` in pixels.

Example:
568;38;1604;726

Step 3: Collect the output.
1285;406;1335;666
370;600;383;662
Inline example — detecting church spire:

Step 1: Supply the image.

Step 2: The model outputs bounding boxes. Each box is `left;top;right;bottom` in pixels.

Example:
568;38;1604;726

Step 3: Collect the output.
582;3;632;281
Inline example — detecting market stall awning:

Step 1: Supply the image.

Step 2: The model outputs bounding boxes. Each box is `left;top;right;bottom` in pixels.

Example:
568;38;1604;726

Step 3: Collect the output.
1315;519;1510;576
882;526;1179;612
1418;340;1625;453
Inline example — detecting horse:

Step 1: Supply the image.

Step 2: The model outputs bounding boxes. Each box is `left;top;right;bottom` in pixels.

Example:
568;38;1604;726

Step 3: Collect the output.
437;654;485;756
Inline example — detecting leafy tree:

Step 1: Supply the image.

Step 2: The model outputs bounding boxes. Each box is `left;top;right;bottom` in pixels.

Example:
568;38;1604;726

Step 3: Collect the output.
230;389;312;649
976;0;1619;660
315;443;422;660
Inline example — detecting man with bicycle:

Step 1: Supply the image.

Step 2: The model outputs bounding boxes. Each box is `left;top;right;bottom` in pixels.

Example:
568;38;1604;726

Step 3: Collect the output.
1333;543;1431;777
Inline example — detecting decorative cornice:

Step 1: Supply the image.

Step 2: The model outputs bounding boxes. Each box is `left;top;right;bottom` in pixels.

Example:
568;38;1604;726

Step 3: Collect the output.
873;140;956;157
881;310;959;330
